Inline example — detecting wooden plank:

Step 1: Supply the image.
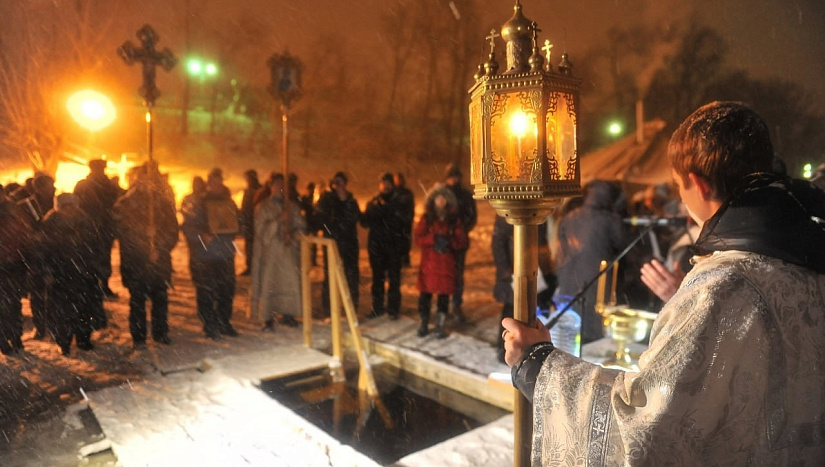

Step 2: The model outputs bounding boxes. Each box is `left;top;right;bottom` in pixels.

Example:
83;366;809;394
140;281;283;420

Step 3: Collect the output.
301;237;313;348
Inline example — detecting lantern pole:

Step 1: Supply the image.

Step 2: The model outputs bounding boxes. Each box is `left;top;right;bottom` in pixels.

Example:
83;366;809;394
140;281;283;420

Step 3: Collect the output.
268;52;302;233
467;3;582;466
512;221;538;465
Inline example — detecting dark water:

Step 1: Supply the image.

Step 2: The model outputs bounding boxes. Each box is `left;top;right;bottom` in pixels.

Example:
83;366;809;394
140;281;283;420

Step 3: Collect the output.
262;365;508;465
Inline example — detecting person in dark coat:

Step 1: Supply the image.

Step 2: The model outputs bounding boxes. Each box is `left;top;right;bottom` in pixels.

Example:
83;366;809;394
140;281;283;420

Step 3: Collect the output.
239;169;261;276
40;193;100;355
300;181;319;266
491;215;556;362
74;159;120;297
17;173;55;340
555;180;628;343
114;163;179;348
182;168;239;340
315;172;361;313
415;184;467;338
444;163;476;322
360;172;406;319
0;185;33;355
394;173;416;267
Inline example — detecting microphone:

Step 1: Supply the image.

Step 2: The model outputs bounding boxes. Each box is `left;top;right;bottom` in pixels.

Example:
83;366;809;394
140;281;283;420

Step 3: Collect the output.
623;216;688;227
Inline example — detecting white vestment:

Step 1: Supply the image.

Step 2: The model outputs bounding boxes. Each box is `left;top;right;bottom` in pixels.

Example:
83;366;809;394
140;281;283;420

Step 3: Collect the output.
532;250;825;465
249;197;306;321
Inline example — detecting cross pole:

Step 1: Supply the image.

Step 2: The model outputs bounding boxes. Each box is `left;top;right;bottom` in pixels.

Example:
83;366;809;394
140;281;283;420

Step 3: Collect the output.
118;24;177;162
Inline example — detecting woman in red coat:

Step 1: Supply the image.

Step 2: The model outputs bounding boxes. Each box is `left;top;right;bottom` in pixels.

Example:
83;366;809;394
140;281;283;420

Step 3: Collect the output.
415;185;468;338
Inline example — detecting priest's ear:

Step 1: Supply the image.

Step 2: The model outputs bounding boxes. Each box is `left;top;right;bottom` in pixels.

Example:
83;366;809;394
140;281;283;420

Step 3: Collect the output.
687;173;714;201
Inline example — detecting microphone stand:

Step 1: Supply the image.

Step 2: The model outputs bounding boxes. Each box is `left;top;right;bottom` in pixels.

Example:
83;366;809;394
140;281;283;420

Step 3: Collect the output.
545;223;655;330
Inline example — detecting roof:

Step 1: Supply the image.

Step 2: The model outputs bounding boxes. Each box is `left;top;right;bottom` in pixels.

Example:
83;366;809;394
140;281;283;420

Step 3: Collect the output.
580;119;672;186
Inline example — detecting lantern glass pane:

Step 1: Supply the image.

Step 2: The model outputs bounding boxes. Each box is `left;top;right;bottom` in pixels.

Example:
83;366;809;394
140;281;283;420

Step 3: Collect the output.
546;93;577;180
469;97;483;185
490;93;538;182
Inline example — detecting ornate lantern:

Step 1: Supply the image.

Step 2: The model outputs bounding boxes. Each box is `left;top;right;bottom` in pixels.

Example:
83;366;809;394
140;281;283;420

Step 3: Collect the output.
468;2;581;466
469;2;581;219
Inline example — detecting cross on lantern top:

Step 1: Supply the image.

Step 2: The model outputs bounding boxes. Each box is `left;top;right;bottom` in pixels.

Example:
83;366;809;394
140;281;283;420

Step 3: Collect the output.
118;24;177;107
542;39;553;63
486;29;501;53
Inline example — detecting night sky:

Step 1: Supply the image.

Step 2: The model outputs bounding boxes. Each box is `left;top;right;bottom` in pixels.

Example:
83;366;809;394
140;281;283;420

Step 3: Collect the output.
100;0;825;110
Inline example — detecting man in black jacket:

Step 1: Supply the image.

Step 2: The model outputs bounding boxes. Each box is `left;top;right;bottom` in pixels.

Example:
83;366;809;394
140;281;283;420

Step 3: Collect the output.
18;174;55;340
40;193;100;355
315;172;361;313
361;172;406;319
114;163;179;348
239;169;261;276
0;185;33;355
74;159;120;298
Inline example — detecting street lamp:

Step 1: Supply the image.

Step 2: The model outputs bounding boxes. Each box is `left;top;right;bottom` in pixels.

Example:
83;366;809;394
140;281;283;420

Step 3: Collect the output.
468;2;581;466
607;121;623;137
67;90;116;134
184;57;219;135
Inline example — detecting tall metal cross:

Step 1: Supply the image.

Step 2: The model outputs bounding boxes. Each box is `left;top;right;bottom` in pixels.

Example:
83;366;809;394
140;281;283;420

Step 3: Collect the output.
118;25;177;107
118;24;176;163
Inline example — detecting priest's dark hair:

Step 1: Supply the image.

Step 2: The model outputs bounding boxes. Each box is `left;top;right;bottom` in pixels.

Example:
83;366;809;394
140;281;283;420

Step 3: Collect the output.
668;101;774;202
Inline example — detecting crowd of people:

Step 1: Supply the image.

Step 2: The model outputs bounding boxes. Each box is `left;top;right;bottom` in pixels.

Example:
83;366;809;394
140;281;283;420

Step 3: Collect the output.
0;160;478;357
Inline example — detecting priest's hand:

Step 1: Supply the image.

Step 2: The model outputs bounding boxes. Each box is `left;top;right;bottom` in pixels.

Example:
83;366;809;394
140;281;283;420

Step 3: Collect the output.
501;317;551;367
640;259;684;302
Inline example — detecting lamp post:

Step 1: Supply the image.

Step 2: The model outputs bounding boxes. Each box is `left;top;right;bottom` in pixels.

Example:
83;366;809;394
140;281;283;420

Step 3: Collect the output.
468;2;581;466
185;58;219;135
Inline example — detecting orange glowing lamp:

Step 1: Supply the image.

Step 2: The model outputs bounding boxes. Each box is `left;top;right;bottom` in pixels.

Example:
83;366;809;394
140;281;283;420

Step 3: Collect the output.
67;90;117;133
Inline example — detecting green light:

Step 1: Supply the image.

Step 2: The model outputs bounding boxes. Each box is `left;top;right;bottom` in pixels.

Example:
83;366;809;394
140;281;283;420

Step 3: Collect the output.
205;63;217;76
803;163;813;179
187;59;203;75
607;122;622;136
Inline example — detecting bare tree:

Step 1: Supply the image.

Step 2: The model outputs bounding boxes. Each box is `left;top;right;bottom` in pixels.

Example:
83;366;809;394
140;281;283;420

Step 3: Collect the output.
0;0;122;173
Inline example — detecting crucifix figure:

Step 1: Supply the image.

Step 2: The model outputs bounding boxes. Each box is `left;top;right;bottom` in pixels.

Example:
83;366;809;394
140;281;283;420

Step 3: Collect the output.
118;25;177;107
486;29;501;53
542;39;554;64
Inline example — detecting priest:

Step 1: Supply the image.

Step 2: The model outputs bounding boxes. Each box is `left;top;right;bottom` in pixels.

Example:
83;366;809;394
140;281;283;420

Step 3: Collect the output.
503;101;825;465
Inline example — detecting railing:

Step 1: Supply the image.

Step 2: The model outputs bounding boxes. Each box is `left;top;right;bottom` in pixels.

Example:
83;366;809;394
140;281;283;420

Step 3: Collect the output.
299;236;379;398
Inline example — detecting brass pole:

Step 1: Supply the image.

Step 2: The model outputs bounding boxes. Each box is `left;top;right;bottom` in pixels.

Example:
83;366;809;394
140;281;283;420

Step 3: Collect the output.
146;107;154;162
512;222;538;467
281;105;291;234
282;106;289;183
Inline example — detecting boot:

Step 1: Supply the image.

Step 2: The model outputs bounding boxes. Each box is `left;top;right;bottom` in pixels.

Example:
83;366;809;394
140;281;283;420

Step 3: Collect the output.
453;305;467;324
417;311;429;337
434;313;448;339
